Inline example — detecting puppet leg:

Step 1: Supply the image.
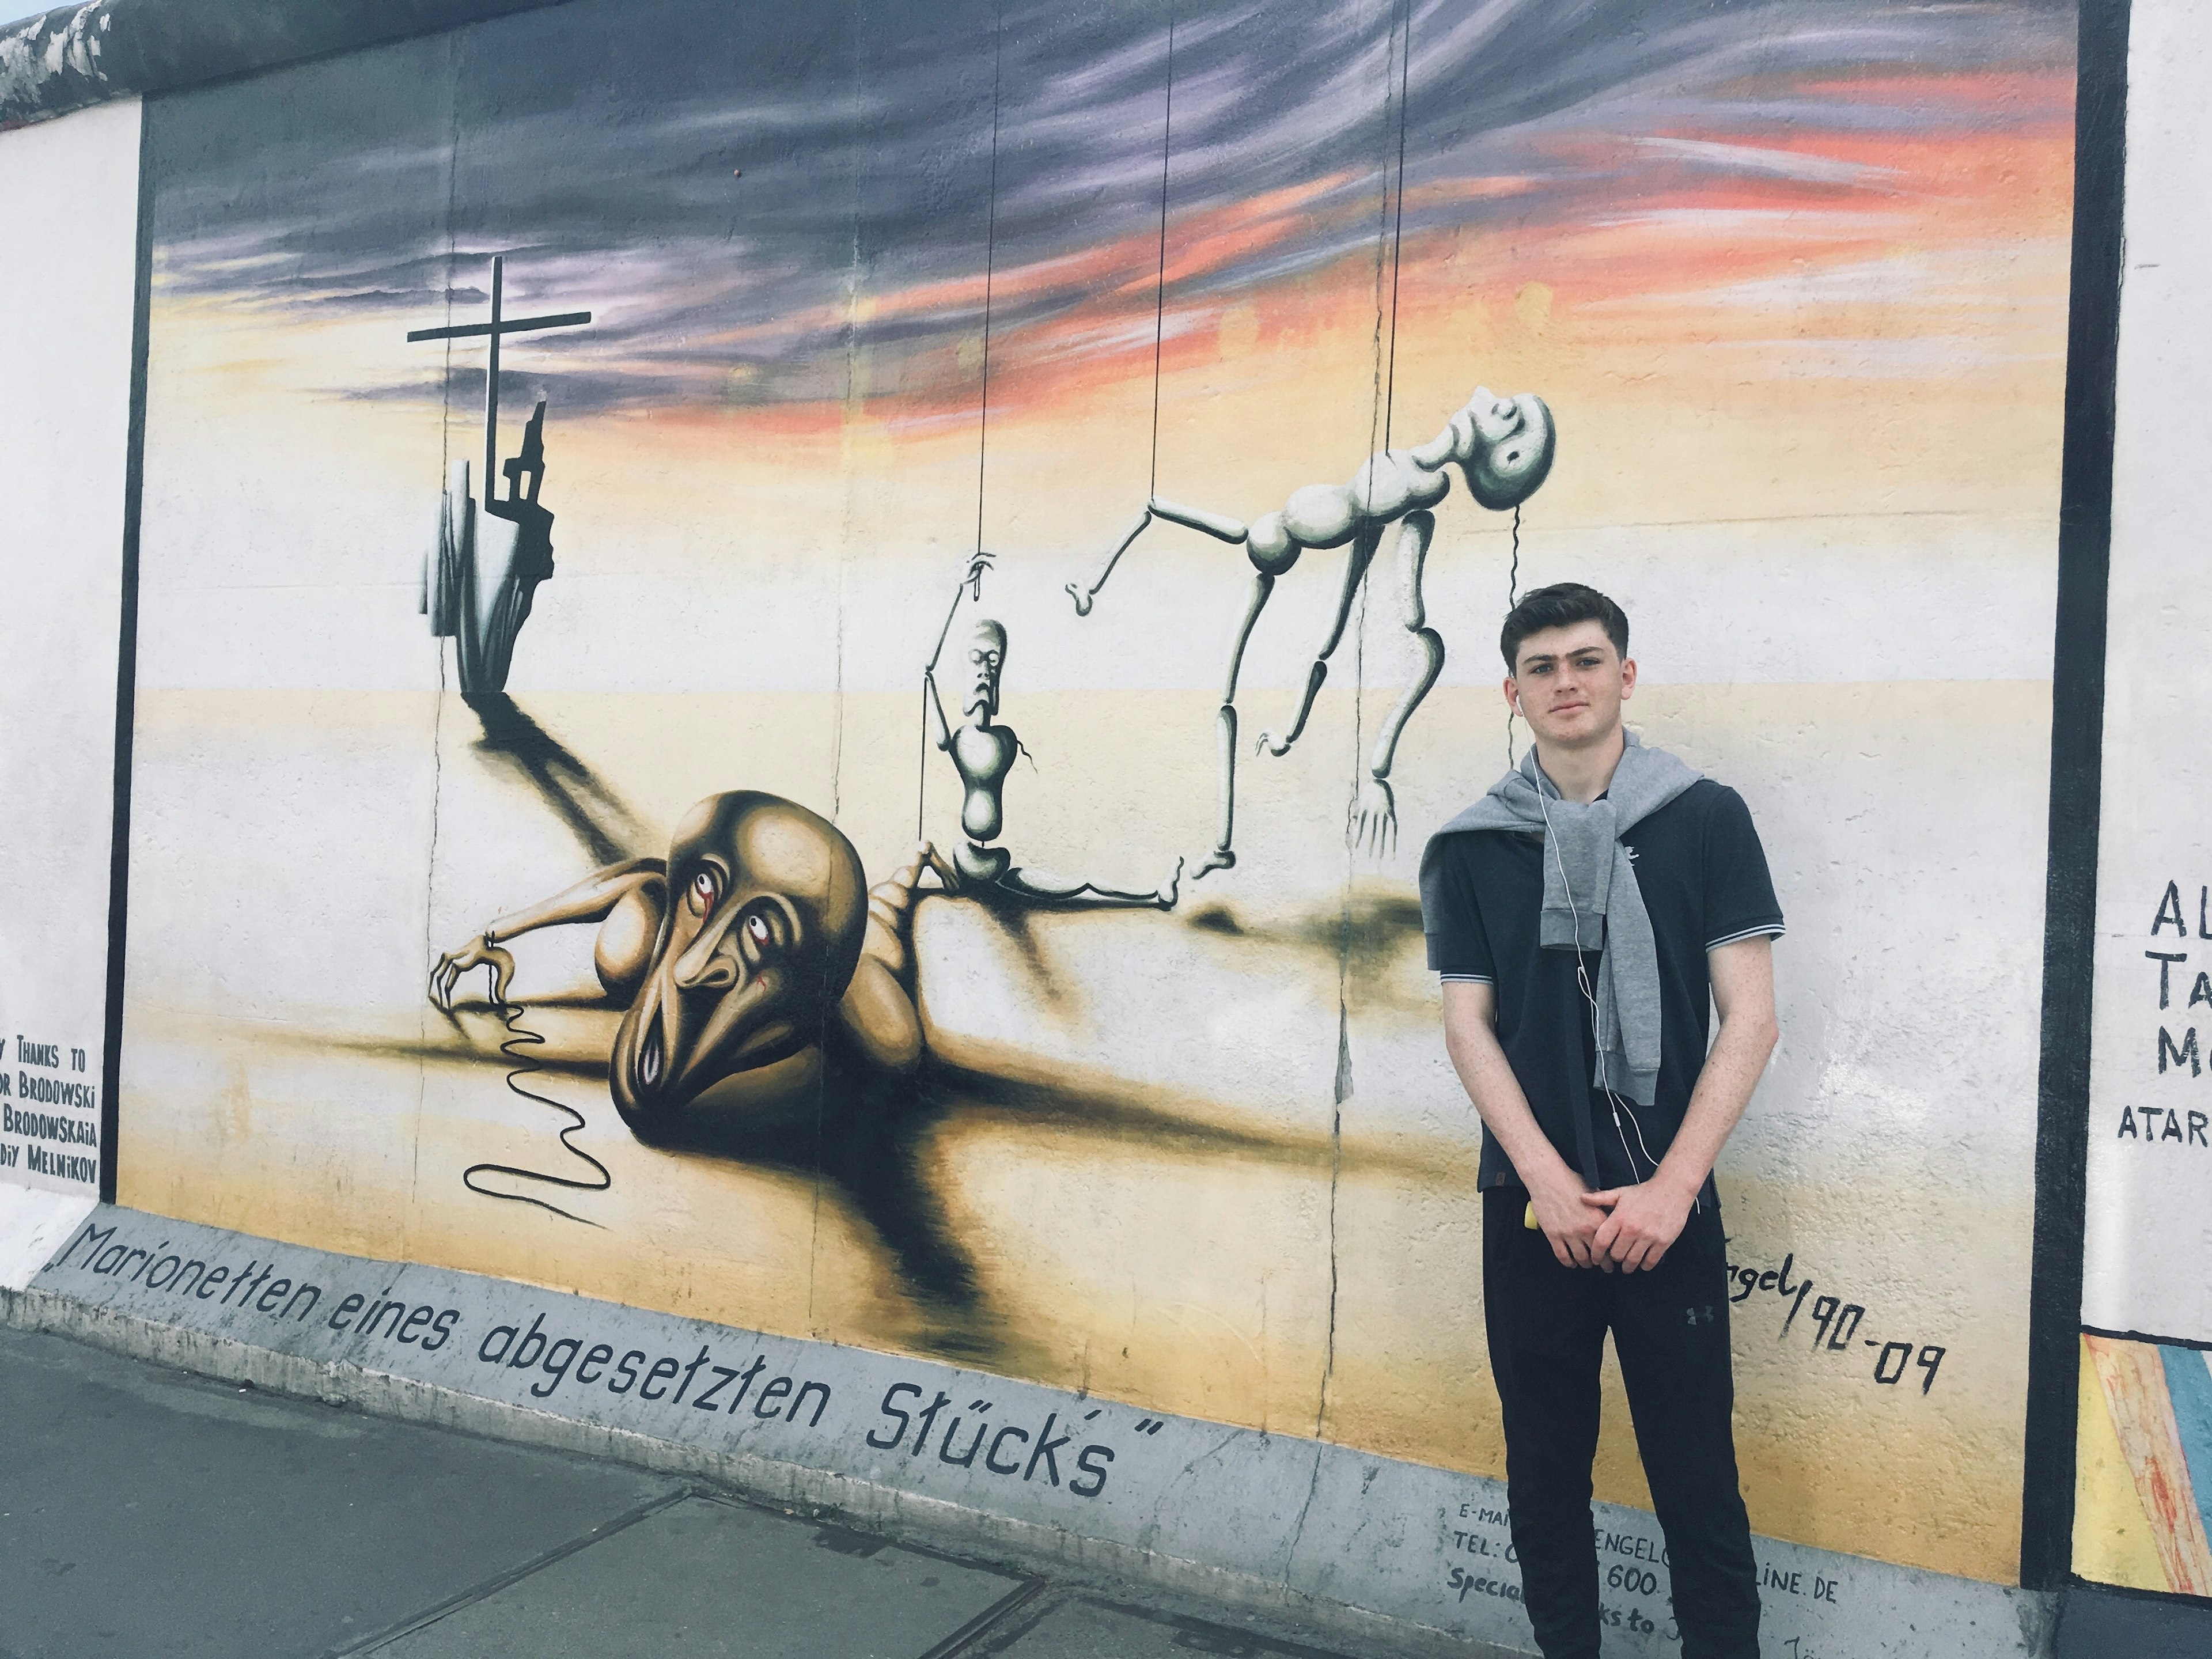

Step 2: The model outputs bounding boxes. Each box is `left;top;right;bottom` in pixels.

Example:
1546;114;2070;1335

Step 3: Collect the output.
1066;497;1249;615
838;842;948;1074
1197;571;1277;878
991;855;1184;911
1355;511;1441;855
1257;522;1383;759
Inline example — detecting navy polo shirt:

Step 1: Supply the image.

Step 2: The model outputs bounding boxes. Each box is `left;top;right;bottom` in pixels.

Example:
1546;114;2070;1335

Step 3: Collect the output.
1423;779;1783;1192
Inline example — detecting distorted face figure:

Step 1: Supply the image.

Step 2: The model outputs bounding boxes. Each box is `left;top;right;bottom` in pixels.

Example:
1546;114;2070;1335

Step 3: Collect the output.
964;620;1007;722
1506;619;1635;753
1456;388;1556;510
609;791;867;1133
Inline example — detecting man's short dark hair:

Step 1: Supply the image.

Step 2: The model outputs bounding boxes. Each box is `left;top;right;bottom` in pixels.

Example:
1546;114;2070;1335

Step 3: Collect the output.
1500;582;1629;672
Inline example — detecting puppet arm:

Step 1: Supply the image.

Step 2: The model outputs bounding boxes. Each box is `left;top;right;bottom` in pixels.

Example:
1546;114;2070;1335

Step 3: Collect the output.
922;671;955;752
430;858;665;1010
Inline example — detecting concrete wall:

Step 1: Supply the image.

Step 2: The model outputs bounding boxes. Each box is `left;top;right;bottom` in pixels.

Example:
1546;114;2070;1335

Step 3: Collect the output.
0;0;2125;1649
0;93;138;1199
2070;0;2212;1600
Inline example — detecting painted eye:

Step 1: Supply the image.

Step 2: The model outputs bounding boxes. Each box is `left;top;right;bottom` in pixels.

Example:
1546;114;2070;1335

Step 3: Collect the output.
688;870;719;915
744;913;773;949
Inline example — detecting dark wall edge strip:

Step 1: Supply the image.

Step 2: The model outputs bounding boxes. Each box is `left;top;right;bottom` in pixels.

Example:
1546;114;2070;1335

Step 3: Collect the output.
99;92;155;1206
2020;0;2131;1592
1;0;565;130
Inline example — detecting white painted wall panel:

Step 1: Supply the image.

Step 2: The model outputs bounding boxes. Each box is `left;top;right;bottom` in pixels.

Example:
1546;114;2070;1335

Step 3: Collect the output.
2081;0;2212;1342
0;95;139;1195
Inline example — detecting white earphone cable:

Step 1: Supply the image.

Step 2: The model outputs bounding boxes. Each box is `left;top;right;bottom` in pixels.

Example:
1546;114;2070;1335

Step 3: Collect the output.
1531;771;1670;1192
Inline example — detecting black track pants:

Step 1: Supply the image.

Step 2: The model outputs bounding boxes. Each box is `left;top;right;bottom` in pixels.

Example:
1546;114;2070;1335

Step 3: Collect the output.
1483;1187;1760;1659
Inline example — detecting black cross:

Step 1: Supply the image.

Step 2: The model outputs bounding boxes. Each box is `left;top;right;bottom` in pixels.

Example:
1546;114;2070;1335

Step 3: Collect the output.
407;255;590;499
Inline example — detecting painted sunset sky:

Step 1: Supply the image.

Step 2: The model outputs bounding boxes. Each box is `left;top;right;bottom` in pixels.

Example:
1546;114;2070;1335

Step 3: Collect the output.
146;0;2073;413
139;0;2078;699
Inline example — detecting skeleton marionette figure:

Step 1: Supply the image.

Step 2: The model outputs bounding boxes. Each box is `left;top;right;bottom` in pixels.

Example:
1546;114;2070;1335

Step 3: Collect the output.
1065;384;1556;873
925;619;1183;910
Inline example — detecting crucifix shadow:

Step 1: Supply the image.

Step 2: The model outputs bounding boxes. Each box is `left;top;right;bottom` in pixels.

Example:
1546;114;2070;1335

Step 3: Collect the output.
463;692;652;868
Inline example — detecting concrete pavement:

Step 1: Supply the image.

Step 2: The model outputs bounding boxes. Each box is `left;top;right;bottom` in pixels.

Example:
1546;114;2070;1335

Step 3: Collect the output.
0;1323;1359;1659
16;1317;2212;1658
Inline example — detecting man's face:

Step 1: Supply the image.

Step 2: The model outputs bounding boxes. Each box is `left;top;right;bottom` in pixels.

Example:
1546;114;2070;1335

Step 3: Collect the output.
1505;620;1635;750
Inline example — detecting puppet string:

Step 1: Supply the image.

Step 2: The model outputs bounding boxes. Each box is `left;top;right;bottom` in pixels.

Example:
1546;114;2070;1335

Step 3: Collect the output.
461;994;612;1228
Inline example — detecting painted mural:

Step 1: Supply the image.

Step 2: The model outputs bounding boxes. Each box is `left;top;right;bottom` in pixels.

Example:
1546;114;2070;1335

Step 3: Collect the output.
2075;1334;2212;1596
122;0;2075;1589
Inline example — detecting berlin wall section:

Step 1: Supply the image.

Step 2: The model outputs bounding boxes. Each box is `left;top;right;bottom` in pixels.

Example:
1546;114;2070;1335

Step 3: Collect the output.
2061;0;2212;1634
0;92;138;1270
0;0;2141;1652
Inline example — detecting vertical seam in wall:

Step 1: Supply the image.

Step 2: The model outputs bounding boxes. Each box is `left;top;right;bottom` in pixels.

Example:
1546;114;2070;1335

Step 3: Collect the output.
970;3;1003;584
413;28;465;1227
1318;0;1414;1458
1146;5;1175;500
815;0;868;1338
98;92;158;1207
2020;0;2131;1592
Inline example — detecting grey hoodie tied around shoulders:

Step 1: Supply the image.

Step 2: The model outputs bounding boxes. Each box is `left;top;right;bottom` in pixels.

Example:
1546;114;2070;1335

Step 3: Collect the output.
1419;730;1700;1108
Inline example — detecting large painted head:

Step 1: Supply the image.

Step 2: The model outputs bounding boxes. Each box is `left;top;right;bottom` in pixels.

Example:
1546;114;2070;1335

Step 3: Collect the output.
964;618;1007;721
609;791;868;1135
1452;388;1556;509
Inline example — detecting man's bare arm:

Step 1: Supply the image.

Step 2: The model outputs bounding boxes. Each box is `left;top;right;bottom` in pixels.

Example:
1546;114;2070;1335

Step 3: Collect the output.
1587;935;1778;1271
1442;979;1605;1268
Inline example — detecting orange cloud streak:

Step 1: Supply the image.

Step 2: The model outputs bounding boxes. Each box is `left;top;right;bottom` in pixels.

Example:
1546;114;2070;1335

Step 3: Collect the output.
657;69;2073;440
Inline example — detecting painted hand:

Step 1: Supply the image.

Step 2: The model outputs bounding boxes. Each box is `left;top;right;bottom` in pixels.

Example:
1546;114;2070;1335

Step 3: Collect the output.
430;935;517;1013
1584;1179;1695;1273
964;549;994;599
1351;775;1397;857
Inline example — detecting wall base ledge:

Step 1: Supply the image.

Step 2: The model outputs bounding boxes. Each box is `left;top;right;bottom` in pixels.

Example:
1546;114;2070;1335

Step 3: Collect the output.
6;1206;2056;1658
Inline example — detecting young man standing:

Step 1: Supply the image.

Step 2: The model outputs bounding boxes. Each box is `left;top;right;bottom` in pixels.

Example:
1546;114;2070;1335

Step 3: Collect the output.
1419;583;1782;1659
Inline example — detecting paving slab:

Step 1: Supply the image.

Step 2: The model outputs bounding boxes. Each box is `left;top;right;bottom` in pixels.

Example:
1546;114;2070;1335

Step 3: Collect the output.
2053;1582;2212;1659
368;1494;1026;1658
0;1323;679;1659
0;1320;1373;1659
983;1592;1347;1658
